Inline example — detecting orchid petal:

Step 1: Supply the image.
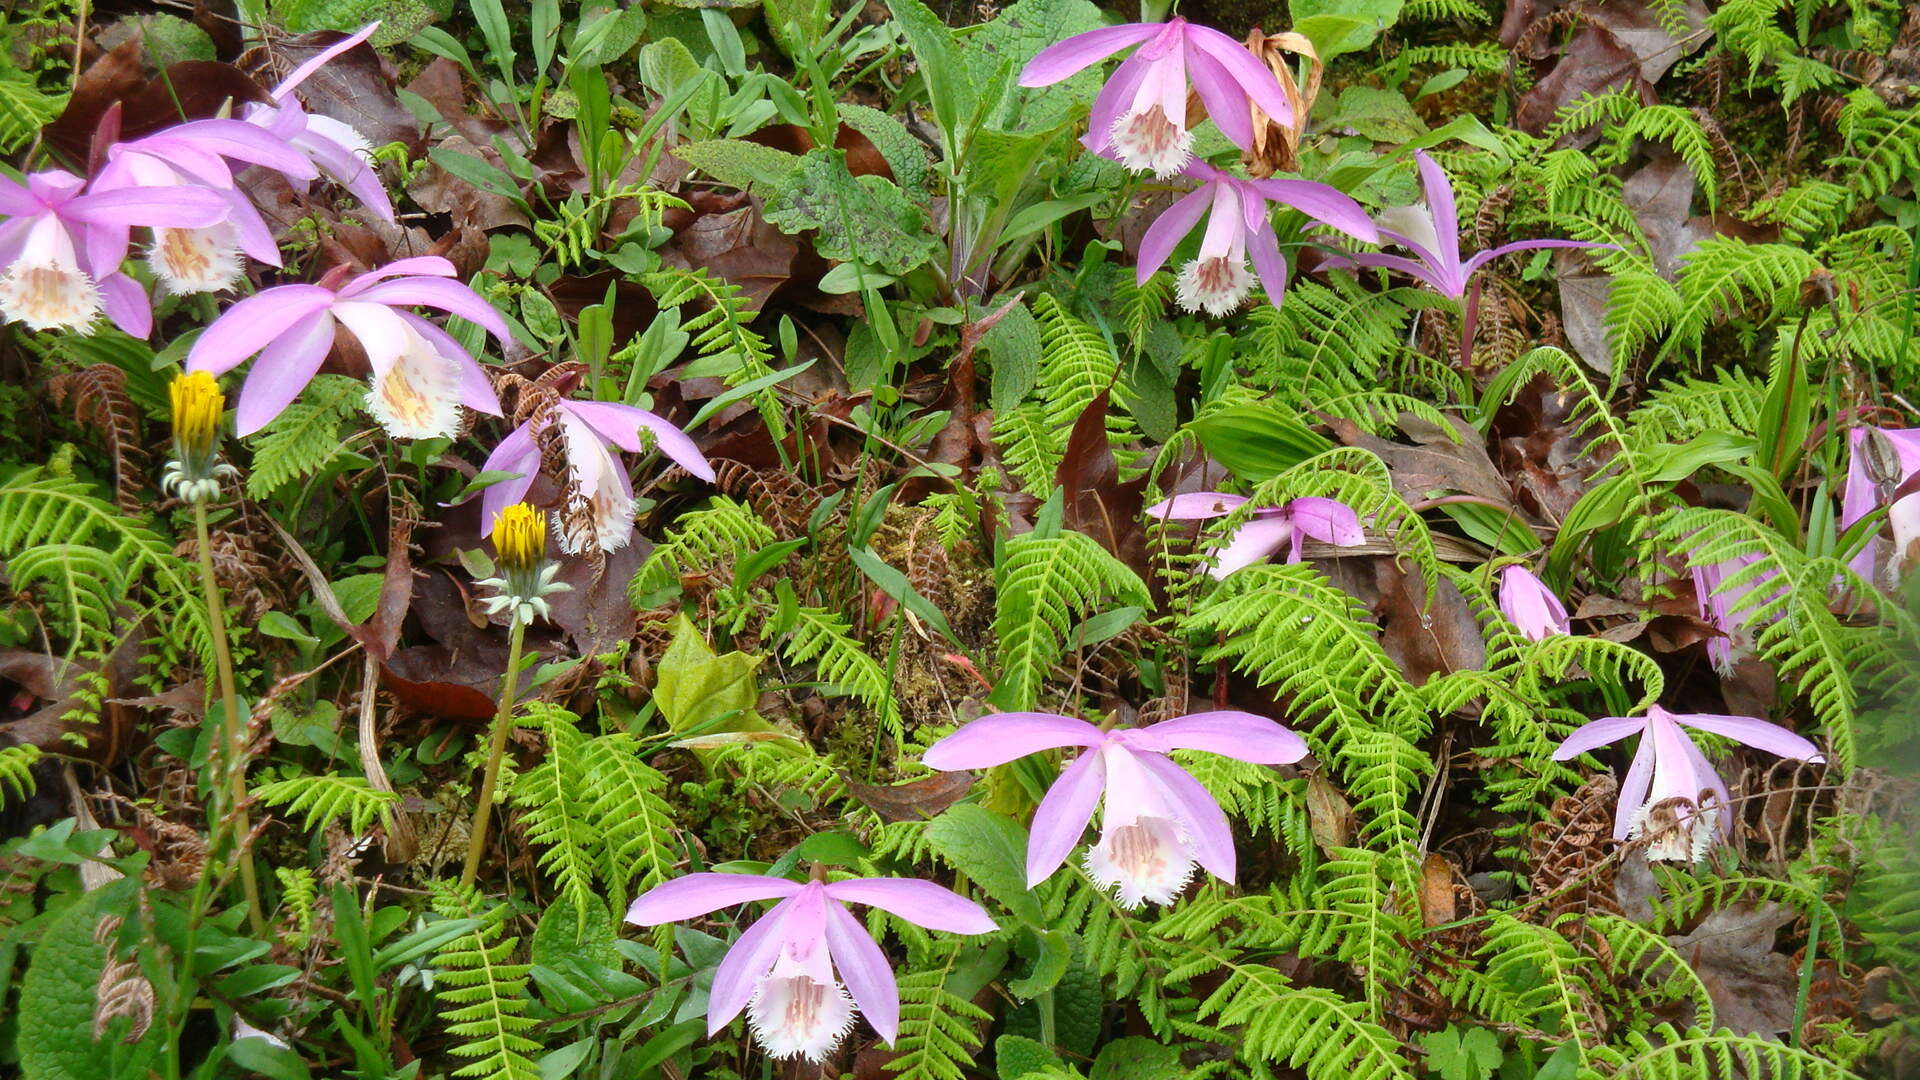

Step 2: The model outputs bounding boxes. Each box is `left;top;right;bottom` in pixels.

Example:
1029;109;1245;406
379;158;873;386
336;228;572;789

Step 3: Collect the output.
1207;515;1295;577
1461;239;1615;280
1554;715;1649;761
1082;52;1152;156
1121;710;1307;765
0;174;37;216
293;127;396;221
1498;565;1570;641
349;277;511;341
479;422;543;532
1614;731;1656;840
187;286;336;375
1250;178;1379;243
154;118;319;179
922;712;1105;771
96;273;150;337
1287;496;1364;548
823;879;995;934
1668;712;1823;763
402;313;499;414
1145;491;1250;520
273;22;382;99
1136;185;1215;283
1027;748;1107;887
625;873;802;925
64;186;229;230
330;299;412;375
1020;22;1162;87
706;894;797;1032
1183;46;1255;150
1133;749;1236;882
234;311;337;435
338;256;457;293
1184;23;1294;134
820;898;901;1044
1246;219;1290;310
1673;727;1735;838
1411;151;1460;270
1331;250;1453;293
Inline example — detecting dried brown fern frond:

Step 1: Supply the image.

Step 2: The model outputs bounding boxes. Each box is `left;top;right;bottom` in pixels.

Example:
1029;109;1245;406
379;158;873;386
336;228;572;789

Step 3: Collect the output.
1528;773;1622;918
49;365;146;514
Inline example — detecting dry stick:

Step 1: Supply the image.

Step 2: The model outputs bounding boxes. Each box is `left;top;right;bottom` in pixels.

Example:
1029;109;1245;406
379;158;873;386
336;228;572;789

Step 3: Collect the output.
460;616;528;890
192;501;266;937
358;652;419;862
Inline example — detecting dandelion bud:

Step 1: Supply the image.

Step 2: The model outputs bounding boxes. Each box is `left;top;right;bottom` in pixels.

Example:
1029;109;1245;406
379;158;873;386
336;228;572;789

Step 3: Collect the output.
476;502;569;626
162;371;235;502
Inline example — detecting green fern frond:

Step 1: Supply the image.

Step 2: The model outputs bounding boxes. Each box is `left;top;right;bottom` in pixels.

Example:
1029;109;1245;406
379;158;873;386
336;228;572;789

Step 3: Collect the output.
779;605;902;737
1613;1024;1863;1080
511;705;601;915
630;496;778;604
993;530;1150;712
1585;913;1716;1027
1191;961;1414;1080
429;881;542;1080
579;732;678;904
0;745;40;804
1628;369;1768;444
887;947;992;1080
246;375;365;498
253;774;399;835
643;266;783;432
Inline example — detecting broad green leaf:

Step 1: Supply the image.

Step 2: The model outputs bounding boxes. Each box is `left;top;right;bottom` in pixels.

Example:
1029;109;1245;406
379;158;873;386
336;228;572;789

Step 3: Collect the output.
674;139;804;196
926;804;1038;924
764;150;937;274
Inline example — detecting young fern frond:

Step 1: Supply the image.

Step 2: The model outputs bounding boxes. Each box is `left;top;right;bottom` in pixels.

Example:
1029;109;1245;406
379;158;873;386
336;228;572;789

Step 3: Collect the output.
579;732;677;906
428;881;542;1080
510;705;601;916
778;605;902;738
993;529;1150;712
1189;960;1414;1080
0;745;40;804
888;947;993;1080
629;497;778;603
253;774;399;835
246;375;364;498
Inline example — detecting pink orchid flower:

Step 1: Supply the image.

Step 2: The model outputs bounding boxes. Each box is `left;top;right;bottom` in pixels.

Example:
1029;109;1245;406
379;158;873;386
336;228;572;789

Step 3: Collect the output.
923;710;1308;907
92;119;317;294
1840;426;1920;584
0;169;228;335
625;872;995;1061
1140;159;1378;316
1690;553;1783;674
1552;705;1822;862
1146;491;1364;579
242;22;395;221
480;399;715;555
1497;565;1570;641
1332;151;1609;299
1020;17;1293;178
186;255;507;438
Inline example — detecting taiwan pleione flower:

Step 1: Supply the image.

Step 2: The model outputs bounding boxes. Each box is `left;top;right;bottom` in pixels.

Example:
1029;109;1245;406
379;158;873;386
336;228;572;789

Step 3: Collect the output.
1840;425;1920;585
1331;151;1609;299
244;22;395;221
1140;159;1377;315
164;370;238;503
480;398;715;555
1021;18;1293;178
1690;553;1782;674
923;711;1308;907
1146;491;1364;578
186;256;507;438
1498;565;1570;641
92;118;318;294
475;503;570;625
1552;705;1823;863
0;170;227;334
625;872;995;1060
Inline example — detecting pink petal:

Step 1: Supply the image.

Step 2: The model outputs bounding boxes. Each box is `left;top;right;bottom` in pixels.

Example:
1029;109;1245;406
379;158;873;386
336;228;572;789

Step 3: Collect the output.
152;118;318;180
624;872;802;925
1183;23;1294;133
561;399;650;453
479;421;543;533
1082;52;1151;155
1332;250;1453;295
1461;239;1614;280
1136;184;1215;283
1497;565;1569;641
1019;22;1162;87
1246;219;1290;310
1145;491;1250;520
187;286;337;375
1668;712;1823;763
1412;151;1460;270
1026;749;1107;887
402;313;500;414
1552;715;1648;761
0;174;37;216
1673;726;1734;838
1120;710;1307;764
1208;515;1295;577
273;21;382;99
1250;178;1379;244
823;879;995;935
821;898;901;1044
96;273;151;338
706;894;798;1033
1133;749;1235;882
348;277;510;341
339;256;458;293
293;127;396;221
1614;729;1655;840
922;712;1105;771
234;311;337;435
1183;46;1254;150
64;186;229;230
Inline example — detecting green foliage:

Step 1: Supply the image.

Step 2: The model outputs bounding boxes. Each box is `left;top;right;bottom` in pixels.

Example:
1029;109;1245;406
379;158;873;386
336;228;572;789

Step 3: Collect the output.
253;773;400;835
246;375;365;498
0;744;40;805
428;882;542;1080
992;529;1150;711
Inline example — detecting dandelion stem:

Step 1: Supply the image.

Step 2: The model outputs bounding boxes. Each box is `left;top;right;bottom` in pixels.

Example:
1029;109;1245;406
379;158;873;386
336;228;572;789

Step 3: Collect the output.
461;615;527;889
192;500;265;937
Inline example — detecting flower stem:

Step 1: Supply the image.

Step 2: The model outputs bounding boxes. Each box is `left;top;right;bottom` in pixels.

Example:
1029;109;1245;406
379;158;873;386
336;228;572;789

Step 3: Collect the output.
460;616;527;890
191;501;265;937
